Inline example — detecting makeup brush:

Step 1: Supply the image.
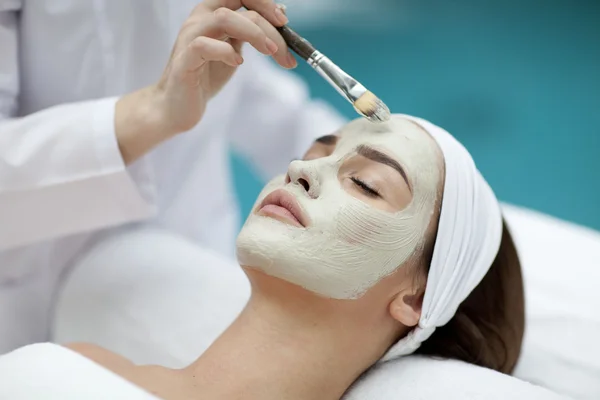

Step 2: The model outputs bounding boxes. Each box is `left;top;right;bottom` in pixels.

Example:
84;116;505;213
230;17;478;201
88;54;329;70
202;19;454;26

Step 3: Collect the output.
277;25;390;122
279;25;390;123
245;7;390;123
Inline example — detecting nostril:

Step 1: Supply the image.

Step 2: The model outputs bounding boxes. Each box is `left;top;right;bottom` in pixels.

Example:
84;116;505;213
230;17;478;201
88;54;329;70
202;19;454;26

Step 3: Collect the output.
298;178;310;192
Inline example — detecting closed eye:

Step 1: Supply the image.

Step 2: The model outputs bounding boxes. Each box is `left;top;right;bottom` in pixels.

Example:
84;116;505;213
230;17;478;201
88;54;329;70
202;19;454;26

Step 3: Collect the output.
351;177;380;198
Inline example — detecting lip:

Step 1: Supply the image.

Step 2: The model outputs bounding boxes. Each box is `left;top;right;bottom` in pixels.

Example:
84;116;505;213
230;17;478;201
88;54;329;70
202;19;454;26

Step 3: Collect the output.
257;189;308;228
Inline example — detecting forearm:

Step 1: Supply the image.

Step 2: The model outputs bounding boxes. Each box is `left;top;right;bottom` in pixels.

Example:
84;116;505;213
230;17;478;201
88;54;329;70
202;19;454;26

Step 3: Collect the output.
115;86;174;165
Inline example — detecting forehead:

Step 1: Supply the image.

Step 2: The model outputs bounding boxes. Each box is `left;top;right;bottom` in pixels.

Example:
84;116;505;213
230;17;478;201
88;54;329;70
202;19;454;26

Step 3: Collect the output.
334;116;441;168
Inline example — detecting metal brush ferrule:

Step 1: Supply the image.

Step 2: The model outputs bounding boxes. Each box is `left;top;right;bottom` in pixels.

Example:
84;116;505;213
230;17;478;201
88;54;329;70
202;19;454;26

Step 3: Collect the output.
306;51;367;105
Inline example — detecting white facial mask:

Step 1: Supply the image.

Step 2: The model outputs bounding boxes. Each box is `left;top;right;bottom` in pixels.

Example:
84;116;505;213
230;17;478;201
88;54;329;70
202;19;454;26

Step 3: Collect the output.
236;116;442;299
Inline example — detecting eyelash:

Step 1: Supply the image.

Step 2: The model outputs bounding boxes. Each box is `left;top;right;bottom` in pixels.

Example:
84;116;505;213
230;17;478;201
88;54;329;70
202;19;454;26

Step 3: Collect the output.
351;177;380;198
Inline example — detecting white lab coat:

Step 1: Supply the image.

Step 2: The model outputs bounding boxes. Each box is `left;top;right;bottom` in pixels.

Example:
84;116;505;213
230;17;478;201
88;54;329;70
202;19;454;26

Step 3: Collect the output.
0;0;345;352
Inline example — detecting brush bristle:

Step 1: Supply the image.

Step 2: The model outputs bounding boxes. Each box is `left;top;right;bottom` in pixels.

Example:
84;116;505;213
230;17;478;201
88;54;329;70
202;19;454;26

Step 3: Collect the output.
353;91;391;123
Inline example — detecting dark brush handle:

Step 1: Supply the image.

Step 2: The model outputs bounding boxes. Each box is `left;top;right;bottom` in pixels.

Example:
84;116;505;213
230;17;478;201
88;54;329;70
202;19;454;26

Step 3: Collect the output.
242;7;317;61
276;25;317;61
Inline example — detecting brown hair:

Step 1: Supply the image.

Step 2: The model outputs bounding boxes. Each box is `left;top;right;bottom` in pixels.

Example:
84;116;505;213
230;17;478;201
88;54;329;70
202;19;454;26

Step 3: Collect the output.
414;220;525;374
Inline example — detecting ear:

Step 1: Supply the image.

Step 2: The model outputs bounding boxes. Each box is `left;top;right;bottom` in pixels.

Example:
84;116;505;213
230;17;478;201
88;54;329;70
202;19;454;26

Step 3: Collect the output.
389;288;424;327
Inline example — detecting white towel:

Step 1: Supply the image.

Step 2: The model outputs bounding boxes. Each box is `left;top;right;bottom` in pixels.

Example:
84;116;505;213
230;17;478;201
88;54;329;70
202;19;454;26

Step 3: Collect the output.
0;343;159;400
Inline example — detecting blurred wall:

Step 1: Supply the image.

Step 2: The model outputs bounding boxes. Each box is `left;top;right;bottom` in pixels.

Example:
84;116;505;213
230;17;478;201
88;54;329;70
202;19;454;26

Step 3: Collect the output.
231;0;600;230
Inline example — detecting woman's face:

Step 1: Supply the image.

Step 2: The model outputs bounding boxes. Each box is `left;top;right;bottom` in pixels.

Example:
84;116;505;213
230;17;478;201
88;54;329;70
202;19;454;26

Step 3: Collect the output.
236;115;443;299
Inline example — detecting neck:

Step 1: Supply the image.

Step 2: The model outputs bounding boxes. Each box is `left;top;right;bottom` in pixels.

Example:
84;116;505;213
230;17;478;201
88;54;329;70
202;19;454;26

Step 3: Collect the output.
183;270;396;400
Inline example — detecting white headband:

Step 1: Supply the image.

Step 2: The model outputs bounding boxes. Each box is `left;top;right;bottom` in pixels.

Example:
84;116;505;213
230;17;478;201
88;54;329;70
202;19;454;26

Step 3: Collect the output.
380;115;503;362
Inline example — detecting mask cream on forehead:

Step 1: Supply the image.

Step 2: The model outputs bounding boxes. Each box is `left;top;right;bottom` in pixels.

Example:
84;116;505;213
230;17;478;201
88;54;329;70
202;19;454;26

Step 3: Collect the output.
236;116;442;299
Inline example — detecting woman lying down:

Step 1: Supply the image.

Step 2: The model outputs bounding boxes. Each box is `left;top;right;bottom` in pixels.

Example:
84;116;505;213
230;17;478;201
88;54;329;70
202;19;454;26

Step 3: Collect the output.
66;115;525;400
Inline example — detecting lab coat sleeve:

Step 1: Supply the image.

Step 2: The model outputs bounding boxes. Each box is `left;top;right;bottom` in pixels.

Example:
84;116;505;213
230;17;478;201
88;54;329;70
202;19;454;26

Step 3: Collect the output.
0;7;157;251
227;49;348;180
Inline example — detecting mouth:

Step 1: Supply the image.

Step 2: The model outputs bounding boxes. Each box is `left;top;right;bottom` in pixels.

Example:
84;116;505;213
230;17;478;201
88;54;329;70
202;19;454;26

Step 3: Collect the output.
257;189;308;228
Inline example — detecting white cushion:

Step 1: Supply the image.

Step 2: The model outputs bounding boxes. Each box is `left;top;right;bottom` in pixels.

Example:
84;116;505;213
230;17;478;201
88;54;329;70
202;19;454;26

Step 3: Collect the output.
53;228;250;368
345;355;565;400
52;205;600;399
502;204;600;399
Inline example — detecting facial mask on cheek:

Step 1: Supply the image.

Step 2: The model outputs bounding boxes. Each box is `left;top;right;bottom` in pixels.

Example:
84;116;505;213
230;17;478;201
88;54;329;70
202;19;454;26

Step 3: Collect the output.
236;117;440;299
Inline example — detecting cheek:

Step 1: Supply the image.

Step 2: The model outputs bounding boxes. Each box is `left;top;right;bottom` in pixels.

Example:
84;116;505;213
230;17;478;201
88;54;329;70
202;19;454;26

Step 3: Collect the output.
334;199;426;251
334;201;393;246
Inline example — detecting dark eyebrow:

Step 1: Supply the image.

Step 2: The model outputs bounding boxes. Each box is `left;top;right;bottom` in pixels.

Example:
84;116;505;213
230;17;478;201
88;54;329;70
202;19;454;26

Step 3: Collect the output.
315;135;338;145
357;145;411;191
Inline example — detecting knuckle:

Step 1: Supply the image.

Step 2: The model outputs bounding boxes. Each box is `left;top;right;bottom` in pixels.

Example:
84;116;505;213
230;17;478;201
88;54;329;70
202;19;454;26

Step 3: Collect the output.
189;36;209;50
213;7;232;23
244;10;260;23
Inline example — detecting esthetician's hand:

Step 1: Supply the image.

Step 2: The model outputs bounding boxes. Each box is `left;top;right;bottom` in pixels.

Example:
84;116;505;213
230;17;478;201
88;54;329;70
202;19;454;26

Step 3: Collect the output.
115;0;296;164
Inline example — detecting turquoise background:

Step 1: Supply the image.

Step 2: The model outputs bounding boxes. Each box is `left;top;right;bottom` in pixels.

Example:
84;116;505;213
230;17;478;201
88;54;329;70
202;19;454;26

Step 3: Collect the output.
231;0;600;231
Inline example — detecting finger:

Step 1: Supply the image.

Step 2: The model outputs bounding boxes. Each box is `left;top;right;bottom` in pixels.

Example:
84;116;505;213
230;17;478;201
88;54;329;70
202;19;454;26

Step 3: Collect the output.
240;9;297;69
180;36;243;72
207;7;278;56
199;0;288;27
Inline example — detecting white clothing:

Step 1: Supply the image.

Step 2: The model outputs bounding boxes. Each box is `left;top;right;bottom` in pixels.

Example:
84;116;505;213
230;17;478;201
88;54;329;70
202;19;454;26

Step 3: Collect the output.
0;0;345;352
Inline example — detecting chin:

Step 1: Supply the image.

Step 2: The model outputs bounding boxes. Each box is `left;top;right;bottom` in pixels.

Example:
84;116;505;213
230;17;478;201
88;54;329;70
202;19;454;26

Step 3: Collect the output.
236;212;372;300
241;267;338;303
236;213;302;261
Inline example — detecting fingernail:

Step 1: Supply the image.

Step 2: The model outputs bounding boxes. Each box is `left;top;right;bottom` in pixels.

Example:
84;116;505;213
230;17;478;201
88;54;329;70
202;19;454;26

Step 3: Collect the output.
285;52;297;69
275;5;288;25
277;3;288;15
265;37;278;55
236;55;244;65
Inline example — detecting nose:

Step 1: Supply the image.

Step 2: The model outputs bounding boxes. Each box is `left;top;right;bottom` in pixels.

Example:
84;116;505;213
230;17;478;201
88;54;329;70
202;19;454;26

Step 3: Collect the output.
286;160;320;198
